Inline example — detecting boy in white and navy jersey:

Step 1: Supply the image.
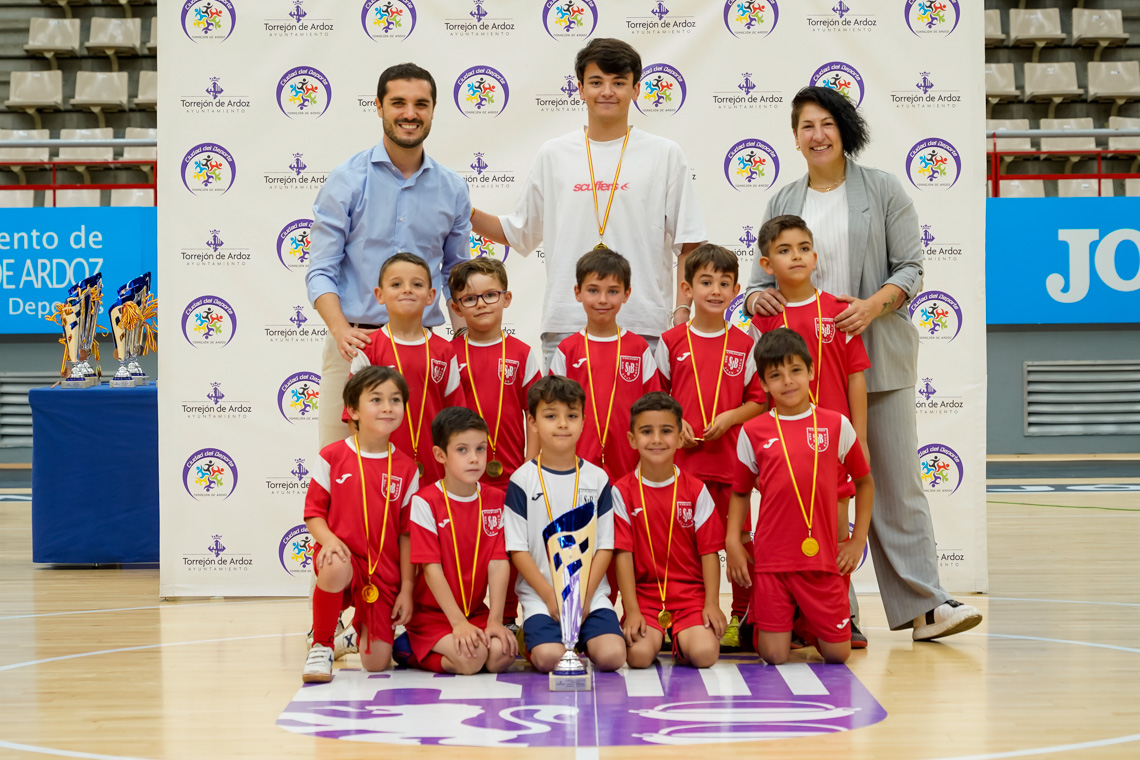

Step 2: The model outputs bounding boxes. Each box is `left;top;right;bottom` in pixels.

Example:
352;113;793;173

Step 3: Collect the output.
403;407;516;675
613;392;726;669
302;366;420;683
504;375;626;674
725;329;873;666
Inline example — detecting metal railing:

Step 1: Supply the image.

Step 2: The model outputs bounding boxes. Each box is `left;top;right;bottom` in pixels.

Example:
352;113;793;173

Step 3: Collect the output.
986;128;1140;197
0;137;157;205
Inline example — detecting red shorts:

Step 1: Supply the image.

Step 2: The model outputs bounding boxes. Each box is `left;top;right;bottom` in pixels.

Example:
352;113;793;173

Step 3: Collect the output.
313;544;395;647
405;607;490;663
751;571;851;644
627;593;705;635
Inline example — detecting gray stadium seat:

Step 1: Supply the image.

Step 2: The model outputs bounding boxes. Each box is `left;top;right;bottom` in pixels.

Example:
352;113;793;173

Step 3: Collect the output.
0;128;50;170
46;189;101;207
123;126;157;181
134;71;157;110
1024;62;1084;118
985;9;1005;48
1040;118;1096;172
86;17;143;71
1058;179;1114;198
999;179;1045;198
23;18;81;68
0;190;36;208
110;188;155;206
985;63;1020;117
1009;9;1066;62
986;119;1031;167
1072;9;1128;61
69;71;129;128
147;17;157;52
1087;61;1140;116
58;127;112;184
3;70;63;129
1107;116;1140;154
1125;179;1140;197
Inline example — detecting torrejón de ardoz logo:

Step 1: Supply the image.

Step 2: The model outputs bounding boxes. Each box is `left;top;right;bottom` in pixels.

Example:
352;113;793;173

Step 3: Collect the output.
918;222;963;262
915;376;964;416
182;295;237;348
458;150;515;191
264;305;327;344
183;447;239;501
711;72;782;112
181;0;236;43
266;457;312;498
806;1;877;31
181;228;251;268
277;371;321;423
181;76;251;115
723;138;780;191
182;381;253;420
264;0;335;37
722;0;779;38
890;70;962;110
534;73;584;113
184;534;253;572
443;0;516;37
264;151;328;190
360;0;416;41
624;1;696;35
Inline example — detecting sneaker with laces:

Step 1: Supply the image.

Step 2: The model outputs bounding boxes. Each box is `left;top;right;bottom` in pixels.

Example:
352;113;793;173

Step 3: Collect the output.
333;623;358;660
302;644;334;683
850;622;868;649
913;599;982;641
720;615;741;650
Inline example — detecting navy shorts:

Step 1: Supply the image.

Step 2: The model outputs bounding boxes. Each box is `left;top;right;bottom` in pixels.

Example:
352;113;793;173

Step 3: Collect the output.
523;609;622;651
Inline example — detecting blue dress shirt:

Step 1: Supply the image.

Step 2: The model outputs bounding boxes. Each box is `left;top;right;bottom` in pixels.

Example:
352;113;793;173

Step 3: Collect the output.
305;140;472;327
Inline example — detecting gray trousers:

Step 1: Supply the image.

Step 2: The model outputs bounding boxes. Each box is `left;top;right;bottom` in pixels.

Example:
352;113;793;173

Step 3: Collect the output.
850;387;950;630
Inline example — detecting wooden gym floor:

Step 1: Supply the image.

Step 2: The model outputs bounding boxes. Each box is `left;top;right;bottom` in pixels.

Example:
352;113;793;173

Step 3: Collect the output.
1;482;1138;759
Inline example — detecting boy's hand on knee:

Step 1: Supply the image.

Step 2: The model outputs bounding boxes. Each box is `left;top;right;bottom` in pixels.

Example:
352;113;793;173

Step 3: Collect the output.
453;620;488;659
485;621;518;657
622;612;647;646
703;605;728;639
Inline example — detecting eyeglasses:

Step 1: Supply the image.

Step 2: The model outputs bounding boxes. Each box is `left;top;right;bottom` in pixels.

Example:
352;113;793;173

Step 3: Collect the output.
455;290;506;309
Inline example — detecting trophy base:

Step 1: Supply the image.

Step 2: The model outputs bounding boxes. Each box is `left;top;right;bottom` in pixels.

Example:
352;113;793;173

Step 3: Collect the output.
110;376;136;388
549;659;592;692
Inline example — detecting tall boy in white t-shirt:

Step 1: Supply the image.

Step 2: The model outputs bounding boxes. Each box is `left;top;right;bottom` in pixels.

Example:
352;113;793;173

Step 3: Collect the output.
504;375;626;673
471;37;707;366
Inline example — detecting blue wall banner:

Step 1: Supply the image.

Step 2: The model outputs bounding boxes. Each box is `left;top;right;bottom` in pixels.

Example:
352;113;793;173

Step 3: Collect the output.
987;198;1140;324
0;207;157;334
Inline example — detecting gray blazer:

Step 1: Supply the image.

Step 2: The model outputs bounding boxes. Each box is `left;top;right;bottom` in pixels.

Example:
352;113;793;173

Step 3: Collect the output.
744;160;924;393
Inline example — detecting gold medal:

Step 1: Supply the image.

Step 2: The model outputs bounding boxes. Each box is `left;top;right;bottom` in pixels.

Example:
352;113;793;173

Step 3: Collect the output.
417;461;425;477
487;459;504;478
657;609;674;629
361;583;379;604
774;408;821;564
353;437;392;610
594;242;609;250
801;537;820;557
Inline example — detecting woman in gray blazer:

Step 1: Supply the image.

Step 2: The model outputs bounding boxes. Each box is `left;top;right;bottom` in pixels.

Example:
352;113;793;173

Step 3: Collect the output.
744;87;981;642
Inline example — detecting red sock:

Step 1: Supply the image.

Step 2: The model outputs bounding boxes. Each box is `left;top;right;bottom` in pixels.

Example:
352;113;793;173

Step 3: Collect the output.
312;587;341;649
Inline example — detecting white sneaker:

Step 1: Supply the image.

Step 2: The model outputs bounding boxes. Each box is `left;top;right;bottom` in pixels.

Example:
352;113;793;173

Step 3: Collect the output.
306;617;344;651
302;644;334;683
913;600;983;641
334;623;359;660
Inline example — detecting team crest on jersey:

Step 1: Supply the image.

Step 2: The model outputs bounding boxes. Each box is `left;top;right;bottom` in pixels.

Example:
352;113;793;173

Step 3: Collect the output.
497;358;520;385
482;507;504;536
677;502;694;529
381;473;403;500
806;427;830;452
619;355;642;382
430;358;447;384
723;350;746;377
815;318;836;343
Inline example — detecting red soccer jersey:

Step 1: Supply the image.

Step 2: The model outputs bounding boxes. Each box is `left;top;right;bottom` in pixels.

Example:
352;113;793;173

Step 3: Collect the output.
409;482;508;618
655;323;767;483
613;467;724;612
453;334;541;490
550;329;660;480
750;291;871;419
733;406;870;574
304;438;420;601
348;326;467;483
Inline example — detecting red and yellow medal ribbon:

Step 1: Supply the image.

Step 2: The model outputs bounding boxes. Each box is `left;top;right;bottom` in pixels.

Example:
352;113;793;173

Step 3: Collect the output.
782;290;823;405
387;327;431;462
684;321;730;438
637;466;678;615
353;437;393;595
773;406;819;542
536;454;579;524
463;332;506;463
441;484;483;617
584;329;622;461
584;126;632;248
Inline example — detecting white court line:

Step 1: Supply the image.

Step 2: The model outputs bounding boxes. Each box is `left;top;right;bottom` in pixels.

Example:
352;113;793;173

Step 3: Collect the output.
922;732;1140;760
0;598;299;622
0;740;151;760
987;596;1140;608
620;666;664;697
698;662;749;696
775;662;829;695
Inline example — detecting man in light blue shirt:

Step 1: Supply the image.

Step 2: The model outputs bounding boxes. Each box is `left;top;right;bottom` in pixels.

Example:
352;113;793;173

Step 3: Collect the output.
306;62;472;448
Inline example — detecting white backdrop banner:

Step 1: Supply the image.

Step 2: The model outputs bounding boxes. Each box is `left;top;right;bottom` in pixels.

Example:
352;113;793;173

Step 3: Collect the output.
158;0;986;597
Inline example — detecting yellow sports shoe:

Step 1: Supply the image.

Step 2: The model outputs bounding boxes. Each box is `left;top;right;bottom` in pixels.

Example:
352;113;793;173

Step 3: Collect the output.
721;615;741;650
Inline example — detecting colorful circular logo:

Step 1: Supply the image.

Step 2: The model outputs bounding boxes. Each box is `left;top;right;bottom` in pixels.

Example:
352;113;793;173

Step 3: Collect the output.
724;294;752;333
810;62;864;107
908;290;963;343
182;295;237;348
181;0;235;42
277;219;313;272
542;0;598;40
279;524;315;576
360;0;416;40
636;64;687;116
277;371;321;423
469;234;509;262
905;137;960;190
723;138;780;191
183;447;238;501
904;0;960;38
182;143;236;196
453;66;510;118
723;0;779;38
276;67;332;119
917;443;963;495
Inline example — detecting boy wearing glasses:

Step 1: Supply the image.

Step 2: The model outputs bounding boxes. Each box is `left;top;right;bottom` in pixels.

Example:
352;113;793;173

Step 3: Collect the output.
449;257;542;636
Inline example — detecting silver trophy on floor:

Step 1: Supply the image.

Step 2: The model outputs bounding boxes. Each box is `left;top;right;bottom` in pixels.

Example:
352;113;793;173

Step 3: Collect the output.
543;501;598;691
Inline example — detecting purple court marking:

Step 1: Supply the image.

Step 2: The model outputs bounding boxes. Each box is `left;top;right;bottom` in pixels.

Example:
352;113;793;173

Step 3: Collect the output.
276;658;887;747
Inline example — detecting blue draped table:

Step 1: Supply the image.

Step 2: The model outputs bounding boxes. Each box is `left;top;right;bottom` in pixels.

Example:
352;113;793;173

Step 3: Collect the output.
29;383;159;564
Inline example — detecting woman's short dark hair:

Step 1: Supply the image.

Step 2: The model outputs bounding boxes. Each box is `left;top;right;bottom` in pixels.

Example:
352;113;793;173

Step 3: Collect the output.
377;62;437;104
575;38;642;83
790;86;869;158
